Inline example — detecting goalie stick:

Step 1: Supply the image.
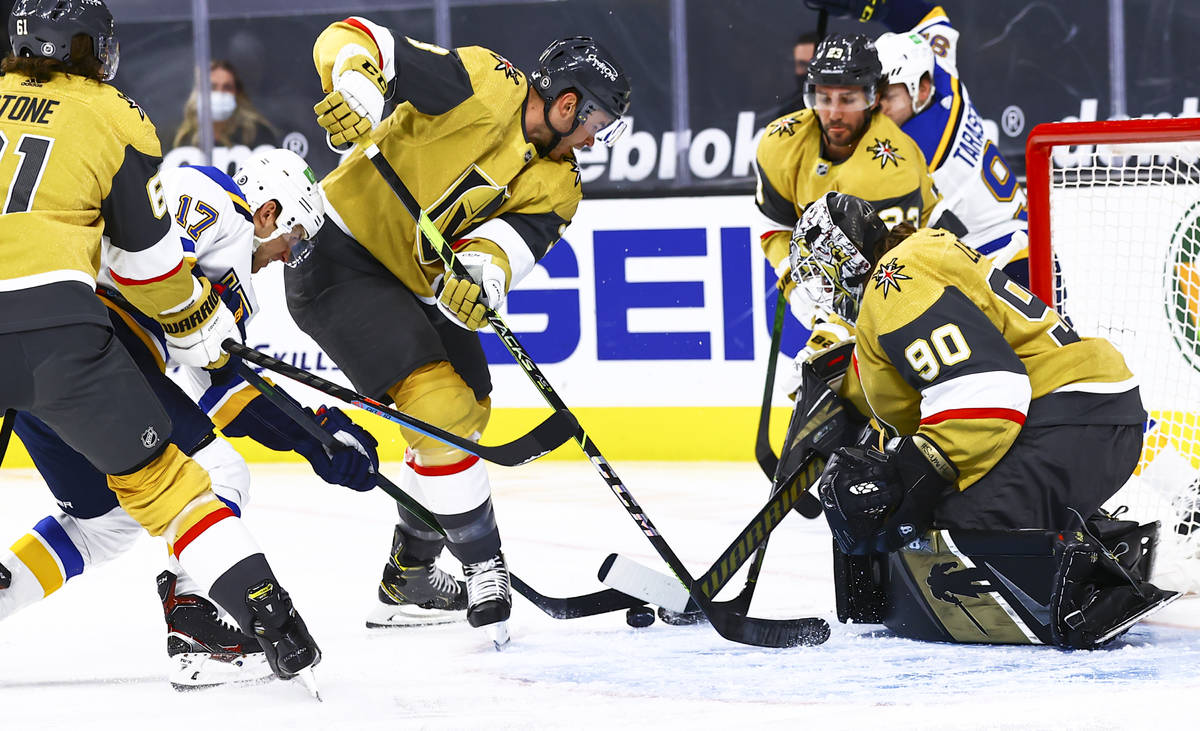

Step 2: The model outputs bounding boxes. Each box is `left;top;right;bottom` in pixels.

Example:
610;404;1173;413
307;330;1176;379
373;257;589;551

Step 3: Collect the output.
234;362;634;619
225;341;576;467
364;144;829;647
754;290;823;522
603;343;857;614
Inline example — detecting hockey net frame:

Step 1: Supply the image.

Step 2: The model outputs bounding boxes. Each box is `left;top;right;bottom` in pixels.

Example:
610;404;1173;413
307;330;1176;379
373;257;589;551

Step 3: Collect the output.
1028;117;1200;594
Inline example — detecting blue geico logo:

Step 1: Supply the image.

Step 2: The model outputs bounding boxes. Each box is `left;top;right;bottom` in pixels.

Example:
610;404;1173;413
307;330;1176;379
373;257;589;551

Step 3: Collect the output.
479;227;813;364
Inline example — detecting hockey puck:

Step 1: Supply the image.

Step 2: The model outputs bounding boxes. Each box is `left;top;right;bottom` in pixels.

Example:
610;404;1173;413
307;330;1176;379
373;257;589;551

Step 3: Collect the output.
625;605;656;628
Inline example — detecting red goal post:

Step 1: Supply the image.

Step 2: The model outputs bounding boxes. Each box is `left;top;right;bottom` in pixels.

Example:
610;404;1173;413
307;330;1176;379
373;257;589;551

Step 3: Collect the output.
1025;116;1200;594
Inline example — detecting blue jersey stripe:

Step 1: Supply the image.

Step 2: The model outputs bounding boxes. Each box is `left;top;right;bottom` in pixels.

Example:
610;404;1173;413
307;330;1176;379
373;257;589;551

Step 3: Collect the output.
33;516;85;580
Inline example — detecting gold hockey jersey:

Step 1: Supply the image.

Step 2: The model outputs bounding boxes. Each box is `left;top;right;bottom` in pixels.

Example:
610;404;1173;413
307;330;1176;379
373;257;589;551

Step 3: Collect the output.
852;228;1144;490
0;71;174;333
755;109;939;269
316;25;580;298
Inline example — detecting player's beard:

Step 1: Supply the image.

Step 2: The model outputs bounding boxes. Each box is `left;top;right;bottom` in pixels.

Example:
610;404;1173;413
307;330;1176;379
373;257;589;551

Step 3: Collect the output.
819;111;872;157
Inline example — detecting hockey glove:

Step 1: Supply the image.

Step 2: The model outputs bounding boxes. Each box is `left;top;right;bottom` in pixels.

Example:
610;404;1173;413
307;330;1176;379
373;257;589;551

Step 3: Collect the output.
159;276;242;369
819;434;957;554
780;313;855;398
803;0;893;23
437;245;511;331
298;406;380;492
314;53;388;148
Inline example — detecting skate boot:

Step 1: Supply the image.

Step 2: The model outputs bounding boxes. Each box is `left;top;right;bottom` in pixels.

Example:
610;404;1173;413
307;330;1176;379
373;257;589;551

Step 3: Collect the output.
366;526;467;628
244;580;322;698
464;551;512;650
156;570;272;691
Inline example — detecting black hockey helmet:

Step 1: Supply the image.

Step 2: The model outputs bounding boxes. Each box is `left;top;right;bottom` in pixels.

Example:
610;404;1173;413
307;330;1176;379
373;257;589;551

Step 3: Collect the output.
804;33;882;106
790;192;889;322
8;0;119;81
529;36;631;147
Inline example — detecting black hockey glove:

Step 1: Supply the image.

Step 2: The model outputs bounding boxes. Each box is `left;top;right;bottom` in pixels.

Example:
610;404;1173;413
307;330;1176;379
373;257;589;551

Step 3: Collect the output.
804;0;892;23
818;434;957;554
297;407;380;492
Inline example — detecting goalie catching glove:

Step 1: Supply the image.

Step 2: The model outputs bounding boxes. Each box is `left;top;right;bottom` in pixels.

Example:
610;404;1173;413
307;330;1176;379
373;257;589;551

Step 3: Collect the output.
818;433;958;554
158;276;242;369
314;52;388;148
437;243;512;331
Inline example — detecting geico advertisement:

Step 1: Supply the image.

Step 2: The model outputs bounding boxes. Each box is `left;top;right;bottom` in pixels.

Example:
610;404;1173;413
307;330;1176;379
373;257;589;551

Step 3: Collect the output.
244;195;813;409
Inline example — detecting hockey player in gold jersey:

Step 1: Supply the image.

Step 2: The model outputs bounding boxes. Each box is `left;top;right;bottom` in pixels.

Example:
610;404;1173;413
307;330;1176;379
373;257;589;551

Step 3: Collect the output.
0;0;319;691
755;33;943;288
284;18;631;640
791;192;1176;648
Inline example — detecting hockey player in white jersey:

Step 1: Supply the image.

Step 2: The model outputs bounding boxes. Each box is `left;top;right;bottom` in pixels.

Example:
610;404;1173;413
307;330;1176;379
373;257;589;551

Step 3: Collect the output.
1;149;380;689
807;0;1031;286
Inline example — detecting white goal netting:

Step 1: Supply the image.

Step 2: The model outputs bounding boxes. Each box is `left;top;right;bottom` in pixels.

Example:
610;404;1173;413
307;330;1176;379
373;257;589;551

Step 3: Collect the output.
1044;139;1200;594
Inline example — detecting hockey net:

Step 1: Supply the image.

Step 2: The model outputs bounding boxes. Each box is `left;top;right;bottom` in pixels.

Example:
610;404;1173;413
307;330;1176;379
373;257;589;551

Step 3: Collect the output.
1028;117;1200;594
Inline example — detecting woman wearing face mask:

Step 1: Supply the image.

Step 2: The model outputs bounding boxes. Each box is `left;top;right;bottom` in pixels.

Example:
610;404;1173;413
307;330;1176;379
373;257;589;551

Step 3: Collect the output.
169;60;278;174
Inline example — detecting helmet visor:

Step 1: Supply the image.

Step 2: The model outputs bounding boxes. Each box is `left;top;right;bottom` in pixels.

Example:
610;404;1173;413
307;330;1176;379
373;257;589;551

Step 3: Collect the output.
803;85;876;112
578;99;627;147
97;26;119;81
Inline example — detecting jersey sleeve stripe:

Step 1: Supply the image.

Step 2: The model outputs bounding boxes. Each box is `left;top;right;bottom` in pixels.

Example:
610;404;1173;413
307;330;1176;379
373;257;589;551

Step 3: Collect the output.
920;407;1027;426
1050;376;1140;395
108;257;184;286
919;370;1031;422
928;74;963;171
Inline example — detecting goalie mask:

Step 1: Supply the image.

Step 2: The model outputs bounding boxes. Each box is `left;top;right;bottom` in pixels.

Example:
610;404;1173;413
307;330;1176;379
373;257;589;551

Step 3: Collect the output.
789;192;888;324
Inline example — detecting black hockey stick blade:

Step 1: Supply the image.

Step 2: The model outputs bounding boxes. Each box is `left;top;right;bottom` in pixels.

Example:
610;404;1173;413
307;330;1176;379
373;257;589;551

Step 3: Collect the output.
511;574;645;619
599;553;829;647
226;341;578;466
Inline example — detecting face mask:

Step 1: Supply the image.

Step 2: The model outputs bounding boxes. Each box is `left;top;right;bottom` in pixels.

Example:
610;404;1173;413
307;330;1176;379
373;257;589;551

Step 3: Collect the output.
210;91;236;121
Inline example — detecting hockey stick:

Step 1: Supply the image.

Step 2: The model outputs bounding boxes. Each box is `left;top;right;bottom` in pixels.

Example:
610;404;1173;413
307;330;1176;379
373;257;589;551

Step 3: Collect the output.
754;291;787;480
364;144;829;647
235;361;634;618
224;341;577;467
601;449;829;613
603;347;855;613
0;409;15;468
754;291;823;520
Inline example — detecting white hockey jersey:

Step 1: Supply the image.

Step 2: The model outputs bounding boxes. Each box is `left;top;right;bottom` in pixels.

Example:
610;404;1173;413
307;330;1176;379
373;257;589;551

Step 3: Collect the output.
97;164;261;425
903;7;1028;269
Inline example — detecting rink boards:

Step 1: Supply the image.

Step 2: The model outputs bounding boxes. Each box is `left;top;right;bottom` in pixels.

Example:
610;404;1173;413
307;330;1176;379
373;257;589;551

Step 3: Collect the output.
6;196;807;465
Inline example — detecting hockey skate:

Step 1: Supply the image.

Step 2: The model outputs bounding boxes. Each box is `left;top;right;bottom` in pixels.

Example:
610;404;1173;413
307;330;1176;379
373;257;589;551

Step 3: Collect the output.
465;551;512;650
156;570;273;691
366;526;467;627
244;580;322;699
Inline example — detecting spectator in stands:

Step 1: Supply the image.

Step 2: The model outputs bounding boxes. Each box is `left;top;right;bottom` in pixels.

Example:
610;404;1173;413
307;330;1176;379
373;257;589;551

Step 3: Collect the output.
757;31;821;127
167;60;278;174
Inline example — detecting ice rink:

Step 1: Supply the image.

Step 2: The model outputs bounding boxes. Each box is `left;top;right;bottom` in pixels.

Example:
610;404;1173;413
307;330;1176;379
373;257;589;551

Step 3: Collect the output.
1;460;1197;730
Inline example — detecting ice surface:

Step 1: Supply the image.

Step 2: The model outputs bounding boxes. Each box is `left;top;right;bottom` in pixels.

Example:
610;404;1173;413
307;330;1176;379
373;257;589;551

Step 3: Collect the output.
1;461;1197;729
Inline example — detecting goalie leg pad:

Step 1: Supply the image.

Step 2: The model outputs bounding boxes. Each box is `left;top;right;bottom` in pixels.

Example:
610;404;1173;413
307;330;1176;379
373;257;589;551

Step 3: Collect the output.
831;539;888;624
883;525;1174;648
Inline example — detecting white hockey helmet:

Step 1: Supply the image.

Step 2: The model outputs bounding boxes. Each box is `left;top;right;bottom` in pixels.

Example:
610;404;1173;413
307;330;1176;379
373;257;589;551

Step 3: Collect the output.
875;32;935;115
234;148;325;246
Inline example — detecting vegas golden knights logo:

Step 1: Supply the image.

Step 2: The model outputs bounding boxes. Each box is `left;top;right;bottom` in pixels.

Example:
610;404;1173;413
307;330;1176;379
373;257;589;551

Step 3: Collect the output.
1166;200;1200;373
420;167;508;263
